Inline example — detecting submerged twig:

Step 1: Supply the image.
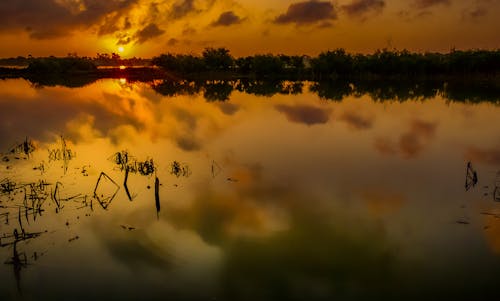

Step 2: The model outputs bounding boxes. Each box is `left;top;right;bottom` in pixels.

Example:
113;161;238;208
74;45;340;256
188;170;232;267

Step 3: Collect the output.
155;177;160;219
93;172;120;210
123;167;133;202
465;161;478;191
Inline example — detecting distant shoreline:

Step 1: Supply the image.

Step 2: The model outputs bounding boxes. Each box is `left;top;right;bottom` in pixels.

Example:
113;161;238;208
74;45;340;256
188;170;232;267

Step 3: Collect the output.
0;48;498;82
0;66;171;81
1;66;499;83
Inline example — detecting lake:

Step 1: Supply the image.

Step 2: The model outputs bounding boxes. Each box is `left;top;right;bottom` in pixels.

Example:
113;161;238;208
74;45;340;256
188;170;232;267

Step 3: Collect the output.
0;78;499;300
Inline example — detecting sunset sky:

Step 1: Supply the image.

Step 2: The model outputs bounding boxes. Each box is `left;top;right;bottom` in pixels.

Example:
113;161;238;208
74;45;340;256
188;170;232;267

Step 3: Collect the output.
0;0;499;58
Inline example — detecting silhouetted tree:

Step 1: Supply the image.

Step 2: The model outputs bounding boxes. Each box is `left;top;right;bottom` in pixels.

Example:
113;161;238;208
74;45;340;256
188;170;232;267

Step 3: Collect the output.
152;53;205;73
252;55;284;77
27;57;97;74
311;49;354;79
202;47;234;71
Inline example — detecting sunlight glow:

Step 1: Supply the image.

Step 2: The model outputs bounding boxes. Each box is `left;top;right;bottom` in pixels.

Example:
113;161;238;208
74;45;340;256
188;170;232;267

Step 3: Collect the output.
118;46;124;53
119;65;126;70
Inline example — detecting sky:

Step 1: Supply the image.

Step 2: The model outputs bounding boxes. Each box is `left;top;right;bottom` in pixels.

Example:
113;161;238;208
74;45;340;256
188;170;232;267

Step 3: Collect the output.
0;0;499;58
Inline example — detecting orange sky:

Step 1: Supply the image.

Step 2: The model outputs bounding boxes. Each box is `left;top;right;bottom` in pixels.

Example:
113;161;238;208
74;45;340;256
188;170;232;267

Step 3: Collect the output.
0;0;498;58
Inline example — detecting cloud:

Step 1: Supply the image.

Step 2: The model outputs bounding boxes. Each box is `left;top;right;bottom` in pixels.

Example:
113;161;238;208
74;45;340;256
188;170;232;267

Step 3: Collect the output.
211;11;243;27
0;0;138;39
461;0;499;22
0;83;142;150
317;21;334;28
176;135;202;151
464;7;488;19
374;120;437;158
170;0;197;19
274;1;337;25
182;26;197;35
397;8;433;21
413;0;450;9
275;104;331;126
399;120;437;158
167;38;179;46
97;12;123;36
465;146;500;165
341;0;385;18
462;0;490;21
374;137;397;155
218;103;240;115
163;168;398;297
134;23;165;44
116;33;132;45
340;111;374;130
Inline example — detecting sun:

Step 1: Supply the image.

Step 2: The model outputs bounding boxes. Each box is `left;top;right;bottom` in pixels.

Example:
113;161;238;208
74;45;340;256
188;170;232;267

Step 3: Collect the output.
118;46;125;53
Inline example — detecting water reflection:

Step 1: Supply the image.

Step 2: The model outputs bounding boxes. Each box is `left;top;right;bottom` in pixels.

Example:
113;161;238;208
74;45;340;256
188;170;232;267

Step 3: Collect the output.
0;78;499;300
13;73;500;103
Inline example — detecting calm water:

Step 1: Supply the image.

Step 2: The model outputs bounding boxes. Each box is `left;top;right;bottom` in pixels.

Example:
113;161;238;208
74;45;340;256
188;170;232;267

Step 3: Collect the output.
0;78;499;300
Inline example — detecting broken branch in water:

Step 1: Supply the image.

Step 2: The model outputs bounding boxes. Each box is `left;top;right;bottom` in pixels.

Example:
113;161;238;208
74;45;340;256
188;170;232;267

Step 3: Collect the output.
465;161;478;191
123;167;133;202
211;160;221;178
93;172;120;210
494;171;500;202
155;177;160;219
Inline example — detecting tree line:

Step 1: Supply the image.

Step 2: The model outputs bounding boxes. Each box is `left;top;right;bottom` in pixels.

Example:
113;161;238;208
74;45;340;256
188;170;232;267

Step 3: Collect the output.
1;47;498;79
0;53;151;71
152;47;500;79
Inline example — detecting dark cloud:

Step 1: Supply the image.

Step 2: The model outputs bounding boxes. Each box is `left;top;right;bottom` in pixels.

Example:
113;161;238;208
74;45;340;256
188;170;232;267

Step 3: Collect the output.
134;23;165;44
274;1;337;25
211;11;243;27
0;83;141;150
218;103;240;115
167;38;179;46
374;137;397;155
164;173;397;297
148;1;161;19
275;104;331;126
104;12;142;38
413;0;450;9
340;111;374;130
399;120;437;158
397;9;433;20
123;17;132;30
317;21;334;28
97;13;122;36
374;120;437;158
176;136;202;151
462;6;488;21
29;28;68;40
116;35;132;45
465;146;500;165
461;0;499;21
182;26;197;35
341;0;385;17
170;0;197;19
170;108;203;151
0;0;138;39
468;7;488;18
96;229;174;271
